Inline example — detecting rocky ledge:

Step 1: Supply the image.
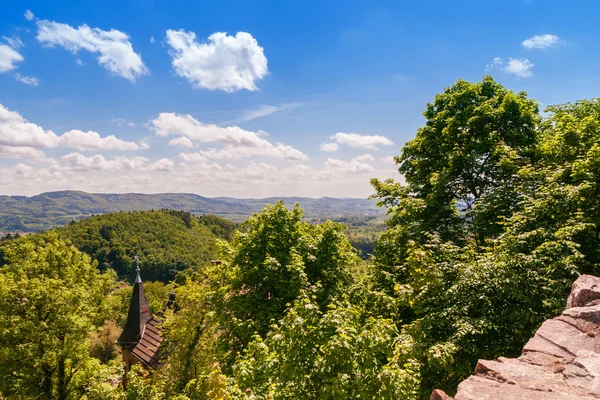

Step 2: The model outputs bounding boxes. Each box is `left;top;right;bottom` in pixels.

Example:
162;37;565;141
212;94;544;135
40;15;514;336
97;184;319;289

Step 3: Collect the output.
431;274;600;400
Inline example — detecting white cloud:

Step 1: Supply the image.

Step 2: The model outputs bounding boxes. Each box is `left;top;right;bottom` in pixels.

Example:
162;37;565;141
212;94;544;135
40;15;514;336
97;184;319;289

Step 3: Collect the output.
184;143;306;161
169;136;194;148
353;154;374;162
324;158;375;174
0;157;390;197
15;73;39;86
36;20;148;81
487;57;534;78
58;130;148;151
320;142;338;152
61;153;149;171
165;30;268;92
75;58;84;66
24;10;35;21
0;44;24;73
150;36;155;44
150;112;306;160
148;158;174;171
0;145;53;163
3;36;24;49
522;34;561;49
331;132;394;150
0;104;147;150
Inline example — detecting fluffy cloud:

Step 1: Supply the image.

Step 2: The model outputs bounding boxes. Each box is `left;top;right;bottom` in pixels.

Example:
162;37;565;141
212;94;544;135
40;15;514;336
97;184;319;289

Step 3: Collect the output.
0;145;53;163
169;136;194;148
165;30;268;92
320;142;338;152
182;143;306;161
0;104;147;150
15;73;39;86
150;112;306;160
24;10;35;21
149;158;175;171
522;34;561;49
36;20;148;81
0;44;24;73
61;153;149;171
487;57;534;78
324;158;375;174
331;132;394;150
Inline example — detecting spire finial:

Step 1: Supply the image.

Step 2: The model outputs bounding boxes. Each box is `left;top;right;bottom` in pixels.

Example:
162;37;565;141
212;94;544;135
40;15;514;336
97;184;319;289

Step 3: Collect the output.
134;256;142;284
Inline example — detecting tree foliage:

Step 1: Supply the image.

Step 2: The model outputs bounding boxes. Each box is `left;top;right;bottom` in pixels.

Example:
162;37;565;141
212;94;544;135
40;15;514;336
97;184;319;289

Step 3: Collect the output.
0;233;116;399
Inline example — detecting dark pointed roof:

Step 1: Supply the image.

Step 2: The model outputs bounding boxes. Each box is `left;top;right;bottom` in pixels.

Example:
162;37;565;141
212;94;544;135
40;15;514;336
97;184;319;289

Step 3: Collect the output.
117;261;151;345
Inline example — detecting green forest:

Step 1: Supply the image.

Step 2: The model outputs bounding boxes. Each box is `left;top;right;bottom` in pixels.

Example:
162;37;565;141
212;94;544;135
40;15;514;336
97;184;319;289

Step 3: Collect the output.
2;76;600;399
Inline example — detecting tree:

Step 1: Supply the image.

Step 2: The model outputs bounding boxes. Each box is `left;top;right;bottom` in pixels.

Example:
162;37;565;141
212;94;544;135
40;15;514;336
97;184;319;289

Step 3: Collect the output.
213;201;360;358
372;76;540;250
0;233;116;399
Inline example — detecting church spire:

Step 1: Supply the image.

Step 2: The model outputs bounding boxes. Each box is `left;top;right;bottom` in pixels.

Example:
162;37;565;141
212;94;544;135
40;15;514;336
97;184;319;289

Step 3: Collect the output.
117;256;151;345
134;256;142;284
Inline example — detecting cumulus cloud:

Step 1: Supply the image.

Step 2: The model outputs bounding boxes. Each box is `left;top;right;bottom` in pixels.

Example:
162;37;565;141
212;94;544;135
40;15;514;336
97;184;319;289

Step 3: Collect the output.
320;142;338;152
24;10;35;21
324;158;375;174
522;34;562;49
148;158;175;171
0;44;24;73
0;104;147;150
36;19;148;81
331;132;394;150
15;73;39;86
0;145;53;163
169;136;194;148
150;112;306;161
165;30;268;92
61;153;149;171
487;57;534;78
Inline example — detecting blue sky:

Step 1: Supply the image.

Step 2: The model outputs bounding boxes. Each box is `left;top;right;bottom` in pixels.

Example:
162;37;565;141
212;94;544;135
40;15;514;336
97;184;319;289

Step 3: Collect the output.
0;0;597;197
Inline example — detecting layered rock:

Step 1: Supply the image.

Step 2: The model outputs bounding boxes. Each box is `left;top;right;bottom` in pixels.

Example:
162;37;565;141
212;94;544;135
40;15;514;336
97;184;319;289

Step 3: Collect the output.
432;275;600;400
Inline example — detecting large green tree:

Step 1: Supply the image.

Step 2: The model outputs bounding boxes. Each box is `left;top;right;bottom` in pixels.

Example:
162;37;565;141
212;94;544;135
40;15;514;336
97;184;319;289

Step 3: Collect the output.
372;76;540;255
213;201;359;358
0;234;116;399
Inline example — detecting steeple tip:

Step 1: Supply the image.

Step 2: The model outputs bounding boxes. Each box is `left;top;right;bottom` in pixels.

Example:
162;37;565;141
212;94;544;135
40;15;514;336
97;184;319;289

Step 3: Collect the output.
134;256;142;284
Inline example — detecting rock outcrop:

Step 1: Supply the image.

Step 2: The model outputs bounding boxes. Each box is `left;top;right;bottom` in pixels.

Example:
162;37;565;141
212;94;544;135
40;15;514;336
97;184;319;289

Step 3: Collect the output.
432;274;600;400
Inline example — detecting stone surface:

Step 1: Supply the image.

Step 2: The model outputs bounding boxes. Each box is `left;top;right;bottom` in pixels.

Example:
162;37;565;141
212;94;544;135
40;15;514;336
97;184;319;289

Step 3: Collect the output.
568;275;600;308
430;389;452;400
431;275;600;400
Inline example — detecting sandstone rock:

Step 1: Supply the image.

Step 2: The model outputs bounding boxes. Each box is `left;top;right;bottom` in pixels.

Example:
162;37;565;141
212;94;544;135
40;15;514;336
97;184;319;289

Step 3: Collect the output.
430;389;453;400
431;275;600;400
568;275;600;308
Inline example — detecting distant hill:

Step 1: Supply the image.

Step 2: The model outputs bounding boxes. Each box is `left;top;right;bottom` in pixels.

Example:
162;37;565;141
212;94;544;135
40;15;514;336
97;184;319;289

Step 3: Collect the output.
0;191;384;232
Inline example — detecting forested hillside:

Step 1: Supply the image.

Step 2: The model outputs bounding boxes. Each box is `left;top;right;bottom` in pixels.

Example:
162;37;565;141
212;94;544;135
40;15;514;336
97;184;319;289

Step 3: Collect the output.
0;191;382;232
0;209;233;282
2;76;600;399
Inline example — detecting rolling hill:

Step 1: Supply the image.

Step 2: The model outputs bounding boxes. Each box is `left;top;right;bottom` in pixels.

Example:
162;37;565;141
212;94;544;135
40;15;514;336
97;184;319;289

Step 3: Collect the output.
0;190;384;232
